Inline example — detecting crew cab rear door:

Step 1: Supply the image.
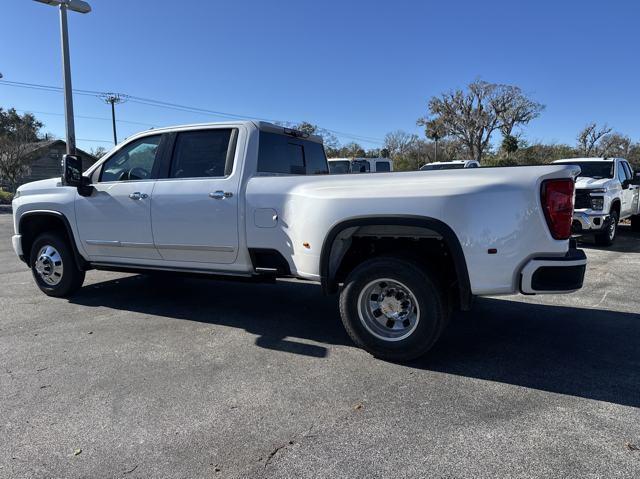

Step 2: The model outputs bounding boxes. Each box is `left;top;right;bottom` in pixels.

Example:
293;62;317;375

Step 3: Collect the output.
150;127;240;264
75;134;166;261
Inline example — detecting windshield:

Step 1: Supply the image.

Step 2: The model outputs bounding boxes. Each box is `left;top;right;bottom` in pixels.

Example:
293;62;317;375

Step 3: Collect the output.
328;161;351;174
420;163;465;170
561;161;614;179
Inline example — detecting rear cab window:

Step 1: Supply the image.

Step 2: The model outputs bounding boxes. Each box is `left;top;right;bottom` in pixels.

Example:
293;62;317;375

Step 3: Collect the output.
257;131;328;175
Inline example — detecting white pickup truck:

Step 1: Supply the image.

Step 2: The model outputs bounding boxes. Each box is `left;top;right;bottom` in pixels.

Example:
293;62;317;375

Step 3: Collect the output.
554;158;640;245
11;121;586;360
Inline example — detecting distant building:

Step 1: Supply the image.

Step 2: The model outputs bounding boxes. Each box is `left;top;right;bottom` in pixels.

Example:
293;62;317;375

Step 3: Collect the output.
7;140;98;189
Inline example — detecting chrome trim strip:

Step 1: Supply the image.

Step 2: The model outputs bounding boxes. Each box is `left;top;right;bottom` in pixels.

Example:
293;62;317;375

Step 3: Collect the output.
120;242;155;248
86;240;154;248
155;243;235;252
86;240;121;246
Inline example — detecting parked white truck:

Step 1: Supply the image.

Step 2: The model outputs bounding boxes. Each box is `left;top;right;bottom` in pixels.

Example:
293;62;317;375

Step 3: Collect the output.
554;158;640;245
11;121;587;360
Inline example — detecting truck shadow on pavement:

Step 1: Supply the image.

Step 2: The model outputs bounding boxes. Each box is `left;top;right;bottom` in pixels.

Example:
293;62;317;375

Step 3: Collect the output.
71;275;640;408
420;298;640;408
72;275;349;359
578;224;640;253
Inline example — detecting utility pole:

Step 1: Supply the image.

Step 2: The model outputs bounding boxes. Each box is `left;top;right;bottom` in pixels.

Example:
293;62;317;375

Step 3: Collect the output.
101;93;126;145
34;0;92;156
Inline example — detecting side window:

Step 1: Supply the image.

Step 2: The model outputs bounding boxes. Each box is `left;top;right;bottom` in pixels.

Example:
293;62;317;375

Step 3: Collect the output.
304;141;329;175
617;162;627;183
170;129;234;178
352;160;370;173
622;162;633;180
99;135;162;182
376;161;391;172
257;132;328;175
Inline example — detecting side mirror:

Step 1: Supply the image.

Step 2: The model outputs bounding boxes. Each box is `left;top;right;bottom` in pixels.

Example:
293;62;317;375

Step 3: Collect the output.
62;154;94;196
62;154;84;187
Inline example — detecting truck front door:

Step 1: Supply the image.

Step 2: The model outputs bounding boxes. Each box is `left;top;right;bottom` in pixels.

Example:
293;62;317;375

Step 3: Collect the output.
619;161;636;217
75;134;165;261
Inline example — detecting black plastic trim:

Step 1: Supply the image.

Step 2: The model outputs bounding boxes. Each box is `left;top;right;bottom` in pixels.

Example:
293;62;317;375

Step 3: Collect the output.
248;248;292;276
319;216;472;310
18;211;89;271
531;264;586;291
91;263;280;285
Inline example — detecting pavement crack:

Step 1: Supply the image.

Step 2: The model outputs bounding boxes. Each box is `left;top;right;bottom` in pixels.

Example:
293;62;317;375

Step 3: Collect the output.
123;464;138;475
263;441;294;470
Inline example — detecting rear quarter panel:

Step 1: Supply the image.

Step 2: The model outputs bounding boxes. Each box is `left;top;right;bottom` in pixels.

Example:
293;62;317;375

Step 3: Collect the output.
245;165;580;295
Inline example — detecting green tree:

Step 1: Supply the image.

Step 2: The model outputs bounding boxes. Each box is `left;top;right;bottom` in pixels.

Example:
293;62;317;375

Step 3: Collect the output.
0;108;44;192
501;134;519;157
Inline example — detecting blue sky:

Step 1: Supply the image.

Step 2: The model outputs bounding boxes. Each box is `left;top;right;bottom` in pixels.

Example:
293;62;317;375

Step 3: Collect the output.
1;0;639;152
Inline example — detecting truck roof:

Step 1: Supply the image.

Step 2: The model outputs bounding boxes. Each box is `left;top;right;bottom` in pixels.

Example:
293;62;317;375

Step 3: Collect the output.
131;120;324;144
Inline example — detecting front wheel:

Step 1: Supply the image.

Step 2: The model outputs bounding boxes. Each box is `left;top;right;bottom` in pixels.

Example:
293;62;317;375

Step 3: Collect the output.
30;233;85;297
339;257;449;362
595;210;619;246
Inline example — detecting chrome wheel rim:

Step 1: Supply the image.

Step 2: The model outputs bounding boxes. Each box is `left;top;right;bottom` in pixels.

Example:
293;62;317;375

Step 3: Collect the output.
357;278;420;342
34;245;64;286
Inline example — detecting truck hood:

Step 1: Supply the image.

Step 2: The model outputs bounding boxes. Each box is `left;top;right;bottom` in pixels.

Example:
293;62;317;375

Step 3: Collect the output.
575;177;612;189
17;177;61;193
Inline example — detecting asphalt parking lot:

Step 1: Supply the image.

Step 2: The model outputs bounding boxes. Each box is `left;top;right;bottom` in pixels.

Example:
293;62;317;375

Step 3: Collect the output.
1;209;639;478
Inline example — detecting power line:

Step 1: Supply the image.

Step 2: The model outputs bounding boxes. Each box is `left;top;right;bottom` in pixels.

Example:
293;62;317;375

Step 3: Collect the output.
0;79;385;145
77;138;114;144
15;108;158;128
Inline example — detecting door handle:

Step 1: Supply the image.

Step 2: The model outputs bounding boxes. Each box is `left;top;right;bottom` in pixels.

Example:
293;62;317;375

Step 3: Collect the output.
129;192;148;200
209;191;233;200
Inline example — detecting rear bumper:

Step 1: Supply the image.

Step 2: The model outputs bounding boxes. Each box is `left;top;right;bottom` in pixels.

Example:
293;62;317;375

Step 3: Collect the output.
520;247;586;294
572;210;608;233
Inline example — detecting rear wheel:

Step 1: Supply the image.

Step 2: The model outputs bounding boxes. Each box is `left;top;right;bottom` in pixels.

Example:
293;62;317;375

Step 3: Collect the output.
30;233;85;297
339;256;449;361
595;210;618;246
632;214;640;232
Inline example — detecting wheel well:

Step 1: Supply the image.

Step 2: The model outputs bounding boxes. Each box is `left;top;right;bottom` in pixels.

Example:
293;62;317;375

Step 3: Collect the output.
611;199;621;216
19;213;84;269
321;218;472;311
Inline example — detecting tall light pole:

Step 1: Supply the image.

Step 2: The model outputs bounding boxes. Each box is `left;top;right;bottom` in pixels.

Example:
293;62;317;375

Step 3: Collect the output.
100;93;127;145
34;0;91;156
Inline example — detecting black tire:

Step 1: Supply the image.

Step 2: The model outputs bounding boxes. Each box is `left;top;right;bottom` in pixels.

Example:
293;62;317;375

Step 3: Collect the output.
594;210;619;246
339;256;449;362
30;232;85;297
632;215;640;232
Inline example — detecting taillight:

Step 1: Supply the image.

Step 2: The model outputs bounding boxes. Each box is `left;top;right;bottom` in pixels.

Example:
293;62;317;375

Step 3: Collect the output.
541;178;574;240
